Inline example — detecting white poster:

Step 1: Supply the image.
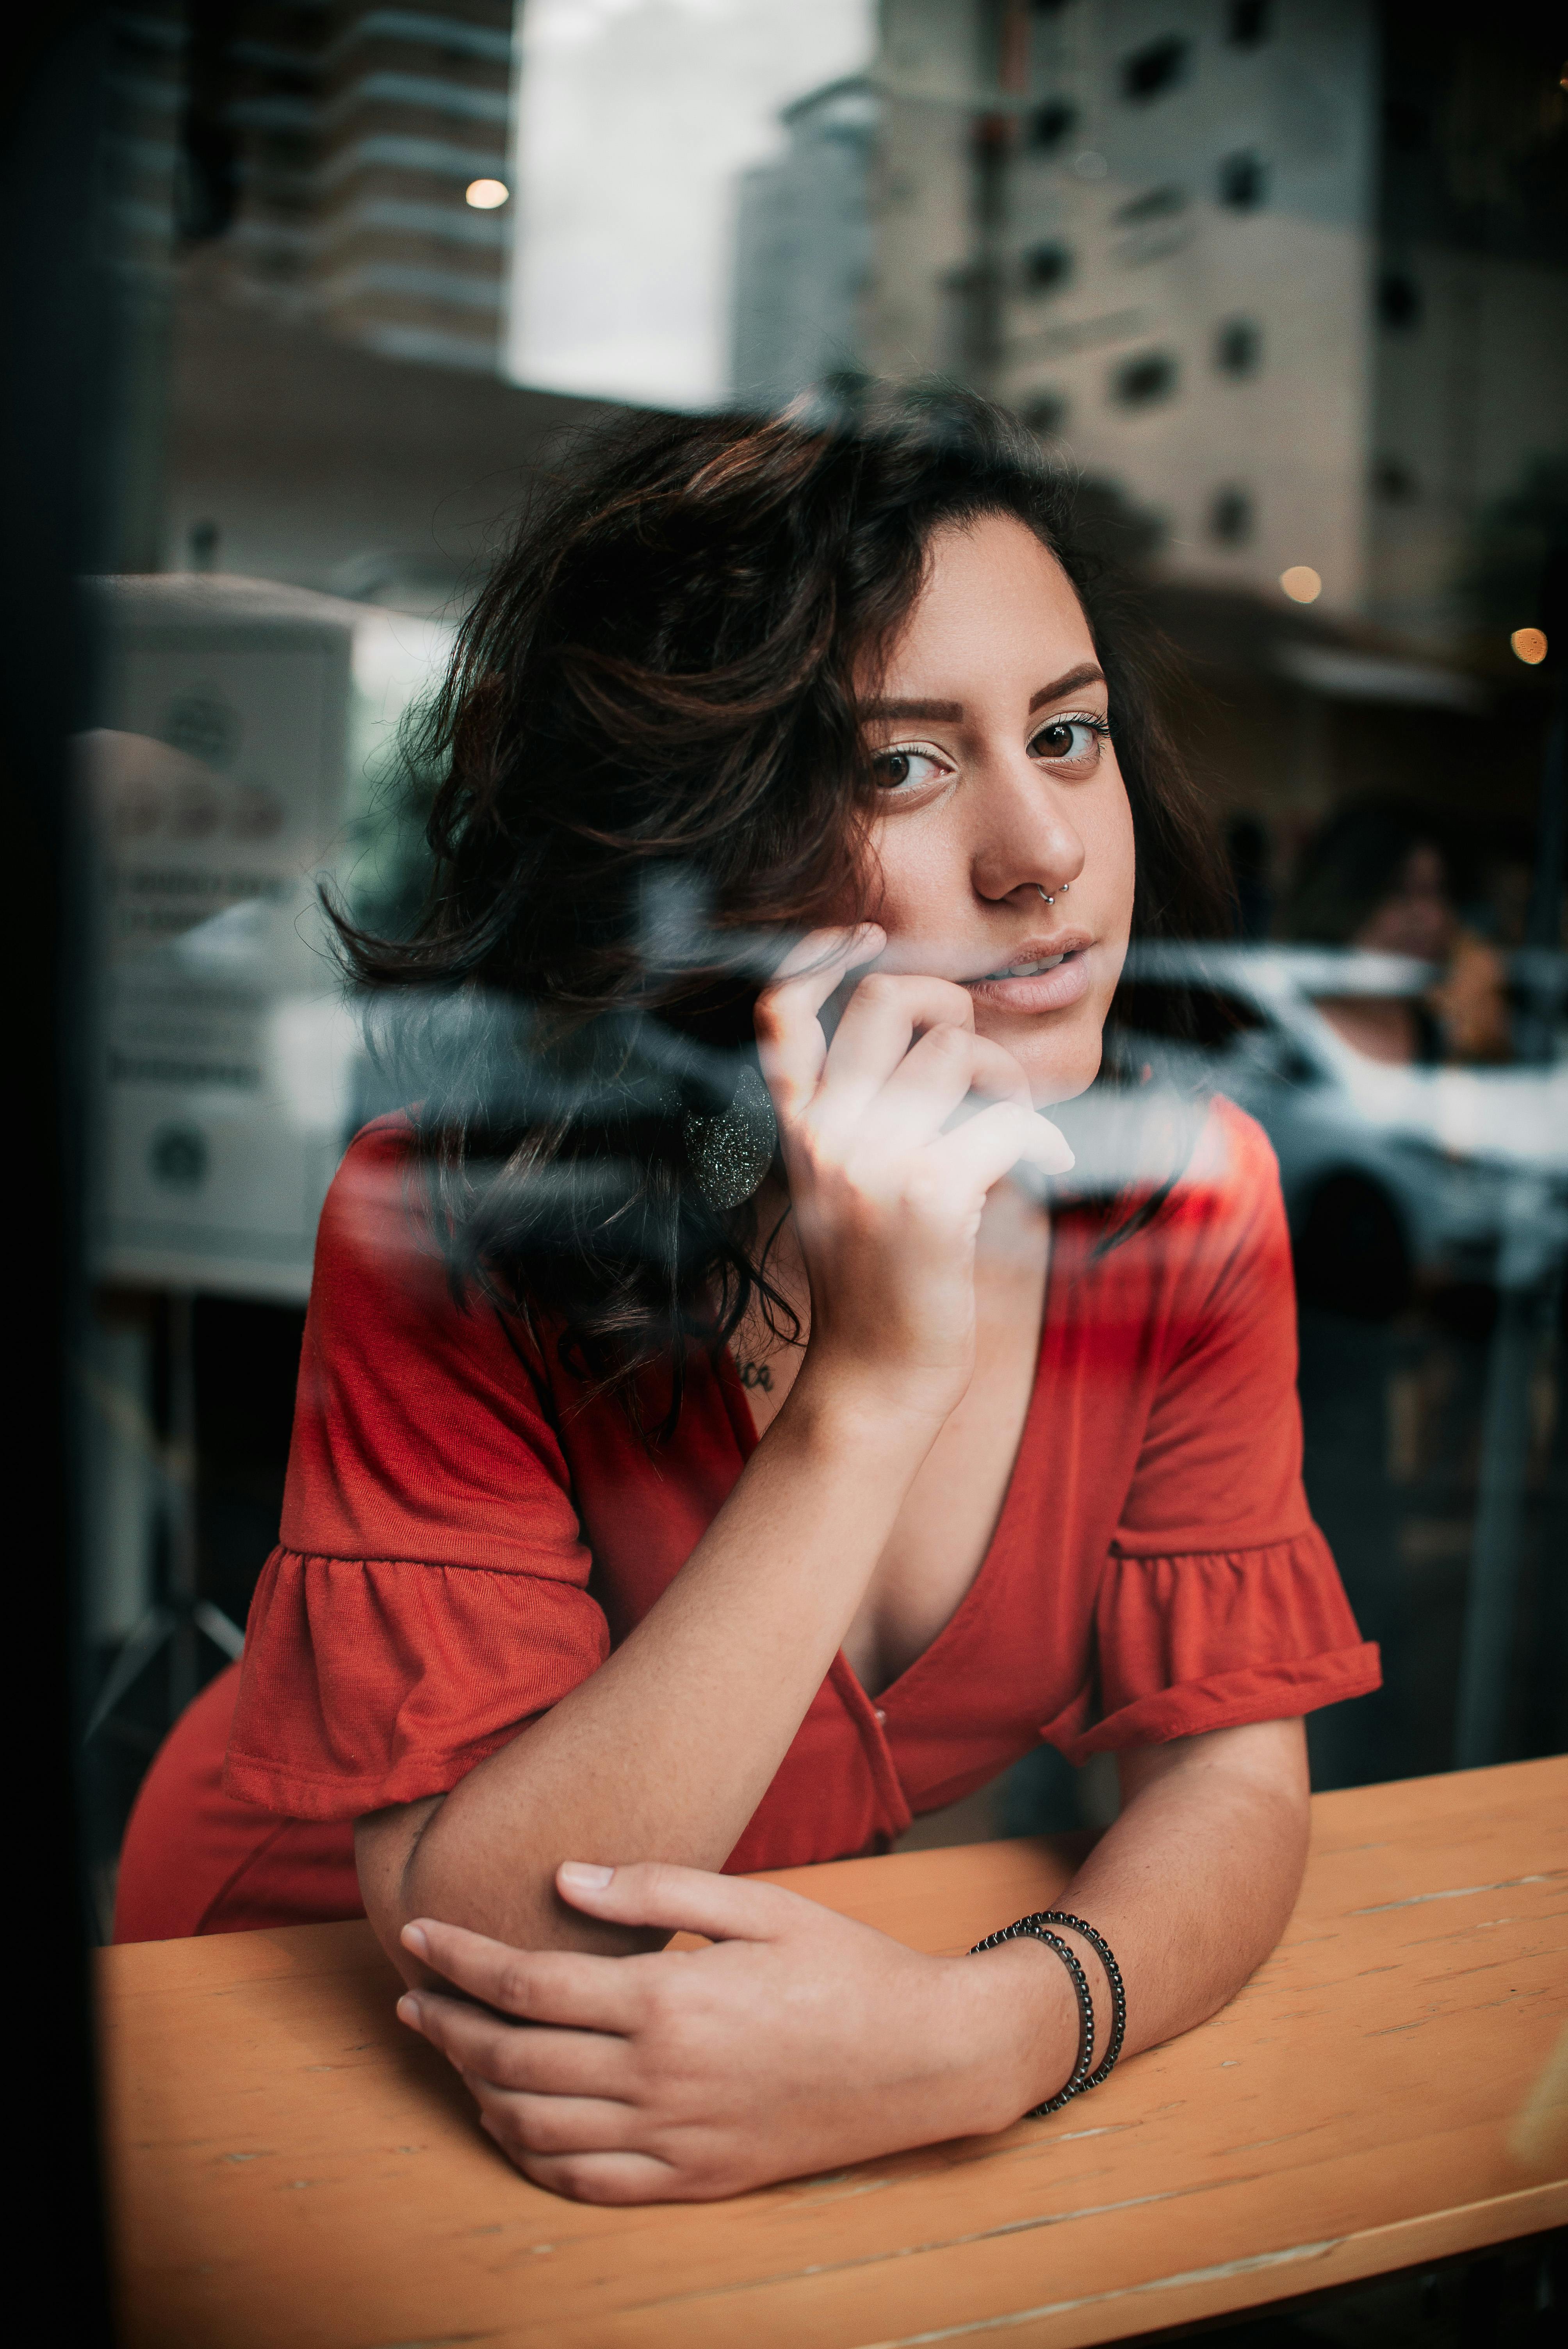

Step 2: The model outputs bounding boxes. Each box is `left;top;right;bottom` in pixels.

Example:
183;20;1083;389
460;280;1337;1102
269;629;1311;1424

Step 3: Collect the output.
83;577;450;1301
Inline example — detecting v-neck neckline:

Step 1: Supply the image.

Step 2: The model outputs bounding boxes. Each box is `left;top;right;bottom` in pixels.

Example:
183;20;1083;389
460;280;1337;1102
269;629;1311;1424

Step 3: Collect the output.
713;1208;1071;1715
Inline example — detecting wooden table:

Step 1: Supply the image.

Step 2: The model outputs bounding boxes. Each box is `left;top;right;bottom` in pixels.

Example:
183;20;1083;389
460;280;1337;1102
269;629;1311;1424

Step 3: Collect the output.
99;1758;1568;2349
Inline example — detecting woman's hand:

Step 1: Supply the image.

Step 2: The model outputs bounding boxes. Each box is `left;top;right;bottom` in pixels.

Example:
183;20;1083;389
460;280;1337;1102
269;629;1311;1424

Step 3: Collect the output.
754;926;1072;1431
395;1859;1071;2203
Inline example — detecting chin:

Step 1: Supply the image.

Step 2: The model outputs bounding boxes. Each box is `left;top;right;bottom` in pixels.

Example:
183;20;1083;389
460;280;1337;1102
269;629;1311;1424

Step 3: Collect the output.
978;1003;1105;1109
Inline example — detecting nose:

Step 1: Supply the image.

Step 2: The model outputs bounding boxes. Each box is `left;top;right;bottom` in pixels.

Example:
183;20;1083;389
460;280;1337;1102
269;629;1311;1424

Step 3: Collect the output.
969;755;1086;907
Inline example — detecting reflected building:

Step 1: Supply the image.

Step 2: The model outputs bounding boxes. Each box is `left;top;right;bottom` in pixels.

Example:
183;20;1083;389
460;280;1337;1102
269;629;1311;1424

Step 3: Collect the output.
731;78;878;414
733;2;1568;652
112;2;517;374
869;0;1381;618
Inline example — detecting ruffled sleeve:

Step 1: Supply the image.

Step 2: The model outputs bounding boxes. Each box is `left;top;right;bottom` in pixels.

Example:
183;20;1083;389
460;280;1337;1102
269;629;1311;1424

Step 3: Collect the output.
223;1119;609;1819
1048;1101;1380;1764
1048;1529;1379;1763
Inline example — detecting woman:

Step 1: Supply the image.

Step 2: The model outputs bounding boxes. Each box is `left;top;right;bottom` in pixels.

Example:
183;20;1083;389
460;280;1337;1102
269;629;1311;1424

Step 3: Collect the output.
1283;796;1509;1065
117;394;1378;2202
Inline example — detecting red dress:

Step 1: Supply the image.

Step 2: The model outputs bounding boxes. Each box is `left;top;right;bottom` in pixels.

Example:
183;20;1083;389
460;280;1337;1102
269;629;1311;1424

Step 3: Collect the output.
115;1100;1379;1941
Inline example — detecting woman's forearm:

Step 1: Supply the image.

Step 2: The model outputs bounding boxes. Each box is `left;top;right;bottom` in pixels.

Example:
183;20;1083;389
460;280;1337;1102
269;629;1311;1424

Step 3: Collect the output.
360;1371;939;1965
994;1720;1311;2112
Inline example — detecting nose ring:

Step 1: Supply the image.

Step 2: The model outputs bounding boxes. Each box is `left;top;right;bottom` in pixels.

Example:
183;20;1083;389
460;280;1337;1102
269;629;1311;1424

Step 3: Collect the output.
1035;882;1071;904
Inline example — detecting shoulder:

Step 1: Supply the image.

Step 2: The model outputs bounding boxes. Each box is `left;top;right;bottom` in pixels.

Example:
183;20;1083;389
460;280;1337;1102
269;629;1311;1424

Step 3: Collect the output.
1177;1093;1284;1232
316;1113;426;1267
1082;1092;1290;1335
1087;1089;1284;1258
308;1114;537;1380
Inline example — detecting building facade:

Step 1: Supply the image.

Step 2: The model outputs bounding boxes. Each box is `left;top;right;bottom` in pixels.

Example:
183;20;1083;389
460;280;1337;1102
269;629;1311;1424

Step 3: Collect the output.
110;3;518;374
731;77;878;415
865;0;1381;618
728;0;1566;651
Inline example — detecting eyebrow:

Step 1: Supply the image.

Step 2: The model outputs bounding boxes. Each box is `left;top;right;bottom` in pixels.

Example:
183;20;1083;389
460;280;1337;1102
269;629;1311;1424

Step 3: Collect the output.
1030;662;1105;711
858;664;1107;724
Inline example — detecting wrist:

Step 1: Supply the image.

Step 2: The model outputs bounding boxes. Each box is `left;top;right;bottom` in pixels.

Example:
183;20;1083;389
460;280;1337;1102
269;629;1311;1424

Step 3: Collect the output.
779;1352;958;1461
944;1938;1081;2133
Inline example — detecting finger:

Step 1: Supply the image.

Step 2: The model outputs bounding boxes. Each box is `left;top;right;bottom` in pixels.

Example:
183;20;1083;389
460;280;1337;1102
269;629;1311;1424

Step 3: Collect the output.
500;2140;686;2205
870;1028;1033;1153
400;1919;642;2033
397;1992;630;2098
812;973;977;1127
921;1101;1075;1198
852;1023;987;1154
556;1858;803;1943
753;925;884;1114
464;2080;638;2156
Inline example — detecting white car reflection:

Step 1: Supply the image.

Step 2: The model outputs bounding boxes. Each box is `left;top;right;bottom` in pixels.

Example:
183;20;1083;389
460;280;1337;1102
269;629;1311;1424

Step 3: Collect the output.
1112;945;1568;1317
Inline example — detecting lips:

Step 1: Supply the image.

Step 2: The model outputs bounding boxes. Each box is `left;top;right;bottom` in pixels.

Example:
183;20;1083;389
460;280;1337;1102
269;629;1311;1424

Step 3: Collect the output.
960;929;1092;982
960;930;1094;1015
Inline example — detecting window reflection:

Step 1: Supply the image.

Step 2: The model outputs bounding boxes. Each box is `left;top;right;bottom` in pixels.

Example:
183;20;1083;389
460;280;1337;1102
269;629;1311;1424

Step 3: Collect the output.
78;0;1567;1934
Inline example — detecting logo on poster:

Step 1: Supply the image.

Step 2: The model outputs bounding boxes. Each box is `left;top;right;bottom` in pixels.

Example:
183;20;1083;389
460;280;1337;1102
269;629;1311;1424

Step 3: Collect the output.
161;688;241;770
148;1125;208;1192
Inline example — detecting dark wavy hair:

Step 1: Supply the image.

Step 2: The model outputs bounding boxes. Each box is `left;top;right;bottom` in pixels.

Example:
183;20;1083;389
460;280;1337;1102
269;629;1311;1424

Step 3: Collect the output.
336;387;1228;1421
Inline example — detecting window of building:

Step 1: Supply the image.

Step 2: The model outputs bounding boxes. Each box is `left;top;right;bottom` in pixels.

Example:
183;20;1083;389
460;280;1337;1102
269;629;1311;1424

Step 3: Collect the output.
1209;486;1254;544
1378;271;1422;328
1214;317;1262;376
1022;242;1072;293
1021;390;1068;437
1372;456;1420;502
1112;351;1178;407
1121;38;1189;103
1383;99;1430;154
1227;0;1271;45
1029;99;1078;153
1218;151;1267;210
1115;184;1187;224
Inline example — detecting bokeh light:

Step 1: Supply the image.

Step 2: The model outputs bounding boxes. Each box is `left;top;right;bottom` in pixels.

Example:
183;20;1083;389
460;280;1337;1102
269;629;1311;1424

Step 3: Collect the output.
465;178;510;211
1279;565;1322;604
1510;626;1548;665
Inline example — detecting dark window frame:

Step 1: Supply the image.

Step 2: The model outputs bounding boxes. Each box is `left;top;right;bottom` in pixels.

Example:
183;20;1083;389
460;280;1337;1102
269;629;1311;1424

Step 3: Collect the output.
1121;37;1190;105
1112;350;1180;408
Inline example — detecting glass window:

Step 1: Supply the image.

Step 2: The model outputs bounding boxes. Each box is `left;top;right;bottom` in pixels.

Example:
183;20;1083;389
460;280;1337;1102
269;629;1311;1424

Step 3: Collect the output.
1112;350;1179;406
1121;37;1190;104
34;9;1567;2315
1028;99;1077;154
1218;150;1269;209
1215;316;1264;375
1228;0;1272;46
1378;269;1423;328
1021;240;1073;292
1021;388;1069;437
1209;484;1256;543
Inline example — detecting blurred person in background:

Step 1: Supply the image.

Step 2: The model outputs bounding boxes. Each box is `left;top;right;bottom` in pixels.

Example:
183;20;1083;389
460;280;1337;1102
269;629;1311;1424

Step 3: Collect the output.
1283;795;1512;1065
115;394;1378;2202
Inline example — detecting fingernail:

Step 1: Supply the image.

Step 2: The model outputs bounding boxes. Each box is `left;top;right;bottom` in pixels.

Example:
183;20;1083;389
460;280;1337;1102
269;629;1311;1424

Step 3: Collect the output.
559;1861;615;1890
396;1993;422;2027
401;1922;430;1958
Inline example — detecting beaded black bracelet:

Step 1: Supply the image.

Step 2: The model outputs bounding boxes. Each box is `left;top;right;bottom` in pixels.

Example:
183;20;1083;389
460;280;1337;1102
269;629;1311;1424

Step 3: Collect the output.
968;1918;1096;2116
1036;1912;1127;2091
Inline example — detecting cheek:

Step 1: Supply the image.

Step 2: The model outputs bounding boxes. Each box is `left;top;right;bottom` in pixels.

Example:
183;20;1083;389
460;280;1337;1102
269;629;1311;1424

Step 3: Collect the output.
1090;772;1137;932
857;817;959;932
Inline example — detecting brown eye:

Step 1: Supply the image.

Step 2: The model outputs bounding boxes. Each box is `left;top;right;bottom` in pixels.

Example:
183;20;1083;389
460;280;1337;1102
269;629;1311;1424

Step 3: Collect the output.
872;746;948;793
1030;715;1107;768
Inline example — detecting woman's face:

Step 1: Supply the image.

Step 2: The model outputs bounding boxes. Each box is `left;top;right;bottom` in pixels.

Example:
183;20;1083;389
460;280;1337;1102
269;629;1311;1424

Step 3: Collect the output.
854;512;1136;1106
1352;844;1455;962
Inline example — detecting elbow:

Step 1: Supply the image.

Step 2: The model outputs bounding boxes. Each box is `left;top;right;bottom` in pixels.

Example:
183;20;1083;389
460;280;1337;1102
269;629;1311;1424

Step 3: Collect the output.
356;1799;670;1973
